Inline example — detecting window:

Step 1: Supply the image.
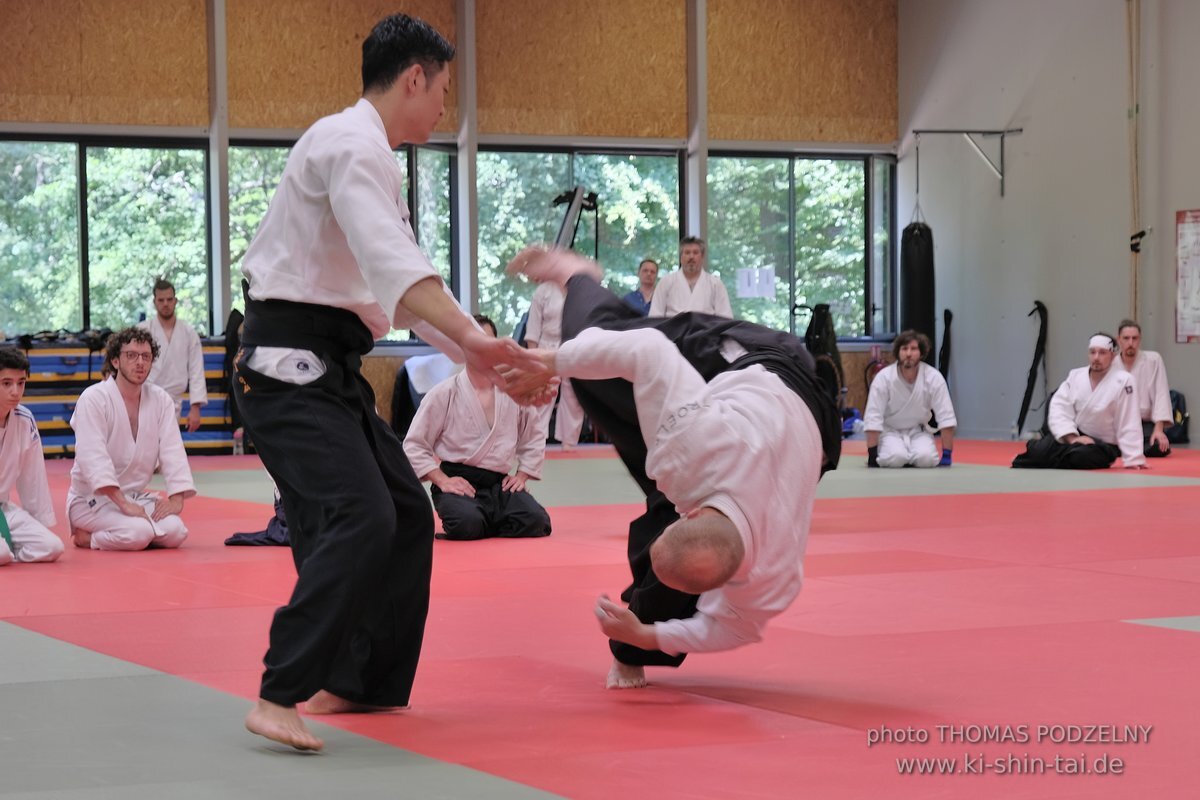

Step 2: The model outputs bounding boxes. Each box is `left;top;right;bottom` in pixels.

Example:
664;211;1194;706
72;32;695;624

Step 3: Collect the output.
475;149;680;336
708;154;885;339
415;146;453;284
0;140;82;335
86;145;209;333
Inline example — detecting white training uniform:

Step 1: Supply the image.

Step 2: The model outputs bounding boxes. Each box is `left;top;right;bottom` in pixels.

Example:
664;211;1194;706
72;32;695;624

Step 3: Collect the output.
240;97;476;366
1117;350;1172;425
647;270;733;319
0;405;63;565
139;316;207;416
1048;366;1146;468
863;362;956;468
526;281;585;446
403;370;545;481
556;327;823;654
67;378;196;550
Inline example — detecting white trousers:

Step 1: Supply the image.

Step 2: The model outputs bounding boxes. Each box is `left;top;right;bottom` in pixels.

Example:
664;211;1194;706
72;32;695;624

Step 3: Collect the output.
67;491;188;551
878;427;940;468
0;504;65;565
537;377;585;446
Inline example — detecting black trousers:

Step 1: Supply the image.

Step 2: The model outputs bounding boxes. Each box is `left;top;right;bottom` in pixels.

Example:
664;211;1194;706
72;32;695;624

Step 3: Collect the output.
1011;435;1120;469
235;297;433;707
559;275;839;667
432;462;552;540
1142;421;1170;458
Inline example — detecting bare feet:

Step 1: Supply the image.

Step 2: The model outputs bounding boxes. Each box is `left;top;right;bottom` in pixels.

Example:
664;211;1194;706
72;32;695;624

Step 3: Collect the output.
606;659;647;690
304;689;407;715
245;699;324;751
505;246;602;288
71;527;92;549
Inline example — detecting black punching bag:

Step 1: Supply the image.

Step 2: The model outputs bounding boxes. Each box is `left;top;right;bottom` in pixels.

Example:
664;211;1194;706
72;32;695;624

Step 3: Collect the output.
900;221;936;364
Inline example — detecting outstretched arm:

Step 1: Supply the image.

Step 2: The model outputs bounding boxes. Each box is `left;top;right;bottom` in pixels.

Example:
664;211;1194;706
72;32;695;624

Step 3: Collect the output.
399;277;552;396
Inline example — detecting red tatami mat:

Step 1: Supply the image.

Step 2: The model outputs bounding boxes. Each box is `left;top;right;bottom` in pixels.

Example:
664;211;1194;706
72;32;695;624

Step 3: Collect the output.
9;448;1200;798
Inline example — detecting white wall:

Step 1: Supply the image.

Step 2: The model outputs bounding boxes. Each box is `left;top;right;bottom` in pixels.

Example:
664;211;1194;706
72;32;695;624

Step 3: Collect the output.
898;0;1198;438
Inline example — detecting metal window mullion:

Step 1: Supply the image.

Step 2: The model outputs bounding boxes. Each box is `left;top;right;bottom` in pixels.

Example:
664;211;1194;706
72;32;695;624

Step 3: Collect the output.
78;144;90;331
787;156;797;336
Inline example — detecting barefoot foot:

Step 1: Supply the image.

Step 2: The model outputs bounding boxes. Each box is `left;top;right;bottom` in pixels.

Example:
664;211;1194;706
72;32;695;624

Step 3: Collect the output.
71;527;92;549
606;659;647;690
305;689;407;715
245;699;324;751
505;246;601;288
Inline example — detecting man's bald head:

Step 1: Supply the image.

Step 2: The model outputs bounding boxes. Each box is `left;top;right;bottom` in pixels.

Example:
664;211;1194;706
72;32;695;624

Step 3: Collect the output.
650;511;744;594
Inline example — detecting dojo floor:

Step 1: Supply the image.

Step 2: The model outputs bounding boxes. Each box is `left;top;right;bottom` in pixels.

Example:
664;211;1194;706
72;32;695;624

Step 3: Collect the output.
3;441;1199;799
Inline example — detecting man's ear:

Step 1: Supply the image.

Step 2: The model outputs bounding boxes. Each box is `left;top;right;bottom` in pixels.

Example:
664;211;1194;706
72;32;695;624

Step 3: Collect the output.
403;63;426;94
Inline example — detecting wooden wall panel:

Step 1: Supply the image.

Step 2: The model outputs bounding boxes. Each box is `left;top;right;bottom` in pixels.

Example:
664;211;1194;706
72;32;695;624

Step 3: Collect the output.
0;0;208;126
708;0;896;143
228;0;457;132
476;0;686;138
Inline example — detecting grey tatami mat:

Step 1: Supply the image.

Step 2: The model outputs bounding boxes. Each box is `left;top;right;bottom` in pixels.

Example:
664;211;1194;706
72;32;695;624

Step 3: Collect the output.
0;623;562;800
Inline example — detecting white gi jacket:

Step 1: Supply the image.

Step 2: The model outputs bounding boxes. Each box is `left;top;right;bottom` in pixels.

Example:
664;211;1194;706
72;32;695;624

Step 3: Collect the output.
240;98;470;357
863;362;957;433
0;405;55;528
526;282;565;348
1117;351;1172;424
556;327;823;654
68;378;196;500
648;270;733;319
1049;367;1145;468
403;371;545;481
139;317;207;410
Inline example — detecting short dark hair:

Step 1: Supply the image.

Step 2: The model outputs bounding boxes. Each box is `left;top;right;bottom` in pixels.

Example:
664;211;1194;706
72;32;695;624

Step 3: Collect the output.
680;235;706;255
1117;319;1141;336
892;330;932;360
0;347;30;374
473;314;497;337
103;327;159;377
638;258;659;271
153;277;175;295
362;14;455;95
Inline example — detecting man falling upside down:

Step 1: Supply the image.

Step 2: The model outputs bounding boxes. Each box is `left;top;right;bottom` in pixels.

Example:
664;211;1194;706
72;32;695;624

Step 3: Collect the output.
507;246;841;688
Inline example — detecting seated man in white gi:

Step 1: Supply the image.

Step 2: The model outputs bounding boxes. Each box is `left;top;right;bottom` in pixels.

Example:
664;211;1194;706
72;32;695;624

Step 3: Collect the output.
0;348;64;566
864;330;957;468
404;315;551;541
139;277;207;432
648;236;733;319
1012;333;1146;470
507;247;839;689
1116;319;1172;457
68;327;197;550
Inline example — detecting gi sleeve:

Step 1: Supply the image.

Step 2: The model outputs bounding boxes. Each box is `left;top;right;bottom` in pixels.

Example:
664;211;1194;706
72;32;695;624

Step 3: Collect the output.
17;413;56;528
525;287;545;347
319;139;442;332
1150;355;1173;424
403;380;452;480
647;280;667;318
186;327;208;408
1048;378;1079;442
927;370;957;429
69;389;121;493
156;396;196;498
653;596;766;655
863;371;889;432
1116;379;1147;468
712;277;733;319
514;403;545;480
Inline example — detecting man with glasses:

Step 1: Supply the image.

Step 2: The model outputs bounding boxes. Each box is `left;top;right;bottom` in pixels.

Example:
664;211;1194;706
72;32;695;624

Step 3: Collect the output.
67;327;196;550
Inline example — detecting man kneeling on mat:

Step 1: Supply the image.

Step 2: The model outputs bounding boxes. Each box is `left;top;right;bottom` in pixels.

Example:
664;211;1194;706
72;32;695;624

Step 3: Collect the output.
404;315;551;540
506;246;840;689
1013;333;1146;470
